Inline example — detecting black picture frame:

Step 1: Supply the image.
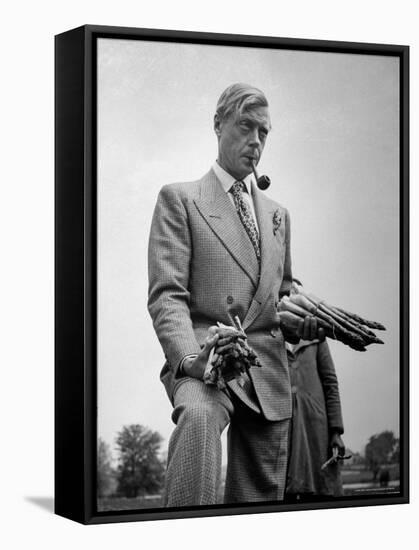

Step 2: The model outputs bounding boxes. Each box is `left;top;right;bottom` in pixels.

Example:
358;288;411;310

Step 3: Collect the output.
55;24;409;525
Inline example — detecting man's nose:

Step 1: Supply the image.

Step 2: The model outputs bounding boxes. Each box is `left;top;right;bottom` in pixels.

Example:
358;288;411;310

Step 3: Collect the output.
248;128;261;148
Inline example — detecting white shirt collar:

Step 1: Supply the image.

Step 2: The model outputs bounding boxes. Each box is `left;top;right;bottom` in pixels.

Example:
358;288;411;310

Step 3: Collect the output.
212;161;254;195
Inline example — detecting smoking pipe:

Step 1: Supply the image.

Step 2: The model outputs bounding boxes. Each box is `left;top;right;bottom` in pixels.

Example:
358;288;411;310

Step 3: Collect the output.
251;161;271;190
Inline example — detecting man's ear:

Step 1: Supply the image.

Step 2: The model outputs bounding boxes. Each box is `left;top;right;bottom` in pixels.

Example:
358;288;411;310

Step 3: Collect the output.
214;113;222;137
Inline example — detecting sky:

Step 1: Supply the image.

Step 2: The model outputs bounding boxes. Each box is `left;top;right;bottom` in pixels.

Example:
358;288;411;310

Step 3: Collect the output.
97;38;400;460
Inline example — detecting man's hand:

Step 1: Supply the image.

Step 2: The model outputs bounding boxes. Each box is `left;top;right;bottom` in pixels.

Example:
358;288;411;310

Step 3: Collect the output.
213;327;242;356
330;432;345;457
182;328;219;380
321;432;347;470
277;309;325;344
297;316;325;341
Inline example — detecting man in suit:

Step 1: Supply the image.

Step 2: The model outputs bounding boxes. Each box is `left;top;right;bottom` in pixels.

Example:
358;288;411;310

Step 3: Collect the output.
148;83;318;506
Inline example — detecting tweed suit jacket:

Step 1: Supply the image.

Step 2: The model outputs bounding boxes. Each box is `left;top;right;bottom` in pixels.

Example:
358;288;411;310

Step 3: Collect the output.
148;168;293;421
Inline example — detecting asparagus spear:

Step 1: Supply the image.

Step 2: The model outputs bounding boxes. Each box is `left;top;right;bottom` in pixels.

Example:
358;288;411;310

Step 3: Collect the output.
277;289;386;351
294;287;385;339
317;301;384;345
278;296;367;351
203;319;261;389
335;306;386;331
293;290;382;345
297;287;385;332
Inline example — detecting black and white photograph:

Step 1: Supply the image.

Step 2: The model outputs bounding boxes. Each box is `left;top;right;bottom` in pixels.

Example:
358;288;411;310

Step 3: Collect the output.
4;0;418;546
93;32;406;515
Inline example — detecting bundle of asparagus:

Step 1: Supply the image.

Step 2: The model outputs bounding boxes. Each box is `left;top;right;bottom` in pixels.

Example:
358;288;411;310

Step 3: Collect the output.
204;316;261;390
277;284;386;352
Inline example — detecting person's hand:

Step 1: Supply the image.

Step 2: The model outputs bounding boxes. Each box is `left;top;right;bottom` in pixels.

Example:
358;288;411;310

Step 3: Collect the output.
296;316;325;342
213;327;242;357
277;311;325;343
182;327;220;380
330;432;346;457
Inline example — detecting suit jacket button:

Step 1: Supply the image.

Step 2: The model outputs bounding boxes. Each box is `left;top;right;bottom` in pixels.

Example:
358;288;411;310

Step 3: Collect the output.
270;328;277;338
291;385;297;394
227;295;234;304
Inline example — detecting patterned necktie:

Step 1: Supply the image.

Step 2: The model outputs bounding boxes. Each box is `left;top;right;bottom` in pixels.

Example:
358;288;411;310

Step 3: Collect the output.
230;180;261;264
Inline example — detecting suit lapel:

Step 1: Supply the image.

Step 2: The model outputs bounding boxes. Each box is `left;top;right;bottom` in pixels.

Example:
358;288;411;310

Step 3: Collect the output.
242;184;283;330
193;170;260;287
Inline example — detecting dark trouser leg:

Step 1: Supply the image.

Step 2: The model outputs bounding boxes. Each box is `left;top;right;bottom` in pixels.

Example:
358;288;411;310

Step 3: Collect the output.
224;401;290;504
164;379;234;507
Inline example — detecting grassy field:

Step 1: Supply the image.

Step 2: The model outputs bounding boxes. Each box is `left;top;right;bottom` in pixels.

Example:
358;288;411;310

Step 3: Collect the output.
341;469;375;484
98;465;400;511
98;484;400;511
341;464;400;496
341;463;399;484
98;495;163;511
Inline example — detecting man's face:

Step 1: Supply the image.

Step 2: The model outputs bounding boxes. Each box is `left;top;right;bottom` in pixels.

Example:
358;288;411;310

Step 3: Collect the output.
214;106;271;180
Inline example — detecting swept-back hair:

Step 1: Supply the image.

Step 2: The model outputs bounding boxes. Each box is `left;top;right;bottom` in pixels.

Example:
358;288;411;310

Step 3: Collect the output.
215;83;269;122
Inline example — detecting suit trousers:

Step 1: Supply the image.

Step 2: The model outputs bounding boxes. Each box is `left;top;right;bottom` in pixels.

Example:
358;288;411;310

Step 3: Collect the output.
164;378;290;506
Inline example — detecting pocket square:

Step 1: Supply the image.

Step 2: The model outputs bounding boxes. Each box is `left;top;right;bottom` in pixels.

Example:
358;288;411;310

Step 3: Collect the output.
273;210;282;235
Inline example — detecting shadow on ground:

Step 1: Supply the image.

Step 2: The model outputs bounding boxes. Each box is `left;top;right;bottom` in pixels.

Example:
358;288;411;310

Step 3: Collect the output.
25;497;54;513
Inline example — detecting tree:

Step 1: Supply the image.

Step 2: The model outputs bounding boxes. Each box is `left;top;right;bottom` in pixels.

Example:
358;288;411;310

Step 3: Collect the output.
365;431;398;480
115;424;165;498
391;439;400;463
97;438;116;497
